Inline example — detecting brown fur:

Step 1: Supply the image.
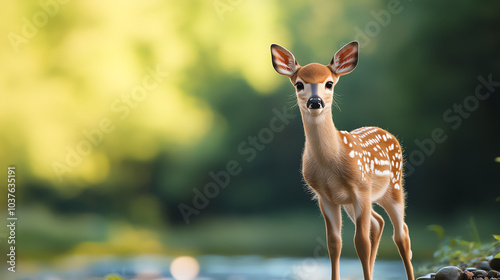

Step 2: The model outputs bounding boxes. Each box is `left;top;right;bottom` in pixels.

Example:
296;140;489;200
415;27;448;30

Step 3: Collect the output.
292;63;334;84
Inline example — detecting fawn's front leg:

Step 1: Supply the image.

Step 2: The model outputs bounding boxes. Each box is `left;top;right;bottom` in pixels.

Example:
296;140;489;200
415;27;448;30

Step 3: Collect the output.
319;199;342;280
353;199;373;280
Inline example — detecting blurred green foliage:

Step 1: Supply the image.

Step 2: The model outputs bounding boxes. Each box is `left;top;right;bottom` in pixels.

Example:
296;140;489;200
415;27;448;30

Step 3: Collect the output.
0;0;499;271
417;231;500;276
431;236;500;266
416;219;500;277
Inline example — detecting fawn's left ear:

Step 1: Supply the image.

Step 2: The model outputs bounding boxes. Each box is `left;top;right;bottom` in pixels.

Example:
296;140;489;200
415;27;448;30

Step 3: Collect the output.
271;44;300;77
329;41;359;76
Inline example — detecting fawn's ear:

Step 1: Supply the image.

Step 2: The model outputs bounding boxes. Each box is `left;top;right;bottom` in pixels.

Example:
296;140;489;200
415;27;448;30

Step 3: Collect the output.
329;41;359;76
271;44;300;77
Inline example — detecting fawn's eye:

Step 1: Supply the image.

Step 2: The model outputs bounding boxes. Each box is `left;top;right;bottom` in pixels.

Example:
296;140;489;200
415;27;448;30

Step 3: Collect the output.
295;82;304;91
326;81;334;90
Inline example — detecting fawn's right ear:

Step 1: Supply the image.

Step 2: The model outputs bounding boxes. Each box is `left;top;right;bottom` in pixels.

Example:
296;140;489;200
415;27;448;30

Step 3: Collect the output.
271;44;300;77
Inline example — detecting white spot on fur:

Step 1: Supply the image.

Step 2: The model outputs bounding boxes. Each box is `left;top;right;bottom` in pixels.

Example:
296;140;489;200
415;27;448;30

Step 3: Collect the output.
375;169;391;176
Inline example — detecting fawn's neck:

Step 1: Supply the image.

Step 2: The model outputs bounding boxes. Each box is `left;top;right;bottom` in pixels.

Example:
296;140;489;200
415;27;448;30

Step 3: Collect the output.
301;111;343;163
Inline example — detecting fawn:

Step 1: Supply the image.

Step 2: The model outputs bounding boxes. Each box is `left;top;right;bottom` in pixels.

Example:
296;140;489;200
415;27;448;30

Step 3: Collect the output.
270;41;414;280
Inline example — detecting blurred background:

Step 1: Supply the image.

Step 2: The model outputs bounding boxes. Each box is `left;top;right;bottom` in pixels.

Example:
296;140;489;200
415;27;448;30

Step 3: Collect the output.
1;0;499;279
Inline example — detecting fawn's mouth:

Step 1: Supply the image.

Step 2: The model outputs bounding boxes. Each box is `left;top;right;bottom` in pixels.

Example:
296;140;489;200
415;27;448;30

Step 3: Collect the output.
307;107;324;115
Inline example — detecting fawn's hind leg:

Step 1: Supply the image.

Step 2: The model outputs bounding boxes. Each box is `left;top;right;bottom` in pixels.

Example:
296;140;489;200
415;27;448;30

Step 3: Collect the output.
379;200;414;280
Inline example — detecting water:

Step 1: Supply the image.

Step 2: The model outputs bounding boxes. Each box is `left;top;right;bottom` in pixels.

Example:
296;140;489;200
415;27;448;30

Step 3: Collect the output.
10;255;408;280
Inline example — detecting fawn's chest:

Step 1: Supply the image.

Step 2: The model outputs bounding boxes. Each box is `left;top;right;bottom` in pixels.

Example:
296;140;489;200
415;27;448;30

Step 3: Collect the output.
302;150;354;204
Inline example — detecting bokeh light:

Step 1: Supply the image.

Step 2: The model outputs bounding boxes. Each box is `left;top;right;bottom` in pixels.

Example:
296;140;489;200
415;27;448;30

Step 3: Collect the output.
170;256;200;280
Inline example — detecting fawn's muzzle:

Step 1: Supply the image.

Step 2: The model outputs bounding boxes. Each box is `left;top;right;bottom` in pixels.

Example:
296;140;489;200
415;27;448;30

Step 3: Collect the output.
307;97;325;109
307;83;325;110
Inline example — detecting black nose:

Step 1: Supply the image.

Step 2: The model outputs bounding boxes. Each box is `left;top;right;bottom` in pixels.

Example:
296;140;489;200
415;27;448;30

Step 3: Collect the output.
307;97;325;109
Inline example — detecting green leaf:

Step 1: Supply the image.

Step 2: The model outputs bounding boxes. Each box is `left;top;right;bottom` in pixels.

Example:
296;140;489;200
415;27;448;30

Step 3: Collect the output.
493;235;500;241
495;157;500;163
428;225;445;239
496;251;500;258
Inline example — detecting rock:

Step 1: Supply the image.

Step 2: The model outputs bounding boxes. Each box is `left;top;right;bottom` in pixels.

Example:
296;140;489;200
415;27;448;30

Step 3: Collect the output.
489;270;500;278
477;260;492;271
491;253;500;271
463;270;474;279
474;269;488;278
417;273;436;280
465;267;477;272
435;266;463;280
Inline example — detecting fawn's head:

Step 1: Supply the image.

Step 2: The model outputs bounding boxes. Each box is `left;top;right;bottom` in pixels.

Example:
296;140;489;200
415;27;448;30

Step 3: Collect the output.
271;42;358;116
